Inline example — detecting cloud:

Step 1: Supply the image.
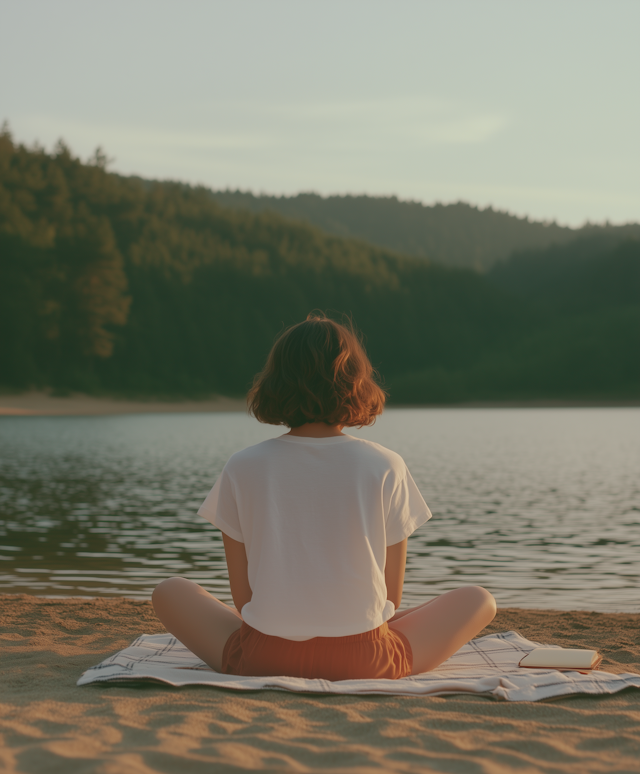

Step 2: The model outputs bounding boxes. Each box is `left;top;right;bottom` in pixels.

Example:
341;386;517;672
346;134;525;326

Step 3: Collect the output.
241;96;509;148
14;95;508;174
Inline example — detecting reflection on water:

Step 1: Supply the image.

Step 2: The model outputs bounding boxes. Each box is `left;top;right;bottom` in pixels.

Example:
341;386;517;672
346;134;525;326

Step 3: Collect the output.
0;408;639;611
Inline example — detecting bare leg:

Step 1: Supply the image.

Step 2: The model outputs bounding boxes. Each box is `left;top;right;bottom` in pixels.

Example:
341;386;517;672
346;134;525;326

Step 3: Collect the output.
388;596;438;622
389;585;496;675
152;577;243;671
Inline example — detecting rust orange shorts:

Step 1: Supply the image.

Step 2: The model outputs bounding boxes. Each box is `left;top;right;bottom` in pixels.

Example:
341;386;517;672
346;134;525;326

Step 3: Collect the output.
221;621;413;681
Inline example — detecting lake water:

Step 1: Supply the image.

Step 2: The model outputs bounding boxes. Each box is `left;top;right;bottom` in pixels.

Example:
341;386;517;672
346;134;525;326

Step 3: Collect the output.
0;408;639;612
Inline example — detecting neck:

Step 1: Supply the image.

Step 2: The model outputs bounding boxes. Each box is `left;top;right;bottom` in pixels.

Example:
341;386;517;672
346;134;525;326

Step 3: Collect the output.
286;422;345;438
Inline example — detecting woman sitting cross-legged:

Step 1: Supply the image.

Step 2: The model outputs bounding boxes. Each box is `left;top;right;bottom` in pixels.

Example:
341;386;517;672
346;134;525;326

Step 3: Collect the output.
152;314;496;679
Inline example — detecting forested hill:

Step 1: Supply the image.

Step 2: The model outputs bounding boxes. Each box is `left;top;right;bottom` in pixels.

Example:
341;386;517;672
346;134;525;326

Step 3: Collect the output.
1;129;638;403
208;190;640;272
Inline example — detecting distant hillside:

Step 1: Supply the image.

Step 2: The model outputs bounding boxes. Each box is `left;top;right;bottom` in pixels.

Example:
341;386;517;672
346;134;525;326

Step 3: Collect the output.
488;235;640;312
209;190;640;272
386;236;640;403
1;129;638;403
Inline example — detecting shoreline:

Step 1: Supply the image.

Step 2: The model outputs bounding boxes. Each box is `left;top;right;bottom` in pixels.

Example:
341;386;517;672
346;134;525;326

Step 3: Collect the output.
2;596;639;773
0;390;248;416
1;390;639;416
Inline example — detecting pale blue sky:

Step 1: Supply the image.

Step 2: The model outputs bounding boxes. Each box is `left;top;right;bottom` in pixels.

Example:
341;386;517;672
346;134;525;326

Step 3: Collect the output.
2;0;638;225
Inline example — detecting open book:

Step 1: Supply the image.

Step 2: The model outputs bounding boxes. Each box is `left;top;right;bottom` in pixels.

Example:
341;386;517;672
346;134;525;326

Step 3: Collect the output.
519;648;602;671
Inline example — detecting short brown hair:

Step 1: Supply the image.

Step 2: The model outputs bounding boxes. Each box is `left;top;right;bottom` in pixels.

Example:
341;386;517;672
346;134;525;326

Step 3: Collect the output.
248;314;386;428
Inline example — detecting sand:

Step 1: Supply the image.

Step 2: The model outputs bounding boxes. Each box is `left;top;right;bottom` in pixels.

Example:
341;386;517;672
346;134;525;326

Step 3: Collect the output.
0;392;247;417
1;596;639;773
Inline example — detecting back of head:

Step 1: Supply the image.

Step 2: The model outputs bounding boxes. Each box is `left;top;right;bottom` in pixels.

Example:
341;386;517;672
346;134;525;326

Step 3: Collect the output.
248;313;386;428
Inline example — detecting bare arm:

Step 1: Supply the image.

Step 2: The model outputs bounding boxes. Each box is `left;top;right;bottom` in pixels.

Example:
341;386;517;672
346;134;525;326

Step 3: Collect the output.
222;532;252;615
384;537;407;610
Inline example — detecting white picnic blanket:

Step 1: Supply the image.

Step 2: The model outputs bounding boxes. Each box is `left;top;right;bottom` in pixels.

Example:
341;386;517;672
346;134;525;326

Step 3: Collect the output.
78;630;640;702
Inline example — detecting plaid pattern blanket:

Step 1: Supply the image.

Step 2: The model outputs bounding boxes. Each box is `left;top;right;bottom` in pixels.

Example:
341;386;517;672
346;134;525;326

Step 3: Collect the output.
77;630;640;702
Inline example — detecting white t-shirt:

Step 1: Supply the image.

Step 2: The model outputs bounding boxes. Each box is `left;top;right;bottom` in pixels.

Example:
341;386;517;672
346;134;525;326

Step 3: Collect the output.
198;433;431;639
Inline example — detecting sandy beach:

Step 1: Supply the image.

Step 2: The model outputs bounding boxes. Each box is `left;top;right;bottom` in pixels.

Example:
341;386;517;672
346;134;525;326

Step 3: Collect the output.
0;392;248;417
1;596;639;773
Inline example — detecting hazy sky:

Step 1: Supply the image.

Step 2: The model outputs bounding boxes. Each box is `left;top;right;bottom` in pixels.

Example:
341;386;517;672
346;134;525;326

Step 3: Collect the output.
2;0;638;225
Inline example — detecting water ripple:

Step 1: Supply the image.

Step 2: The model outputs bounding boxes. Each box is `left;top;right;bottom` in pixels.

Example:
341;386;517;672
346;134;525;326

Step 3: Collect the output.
0;408;639;611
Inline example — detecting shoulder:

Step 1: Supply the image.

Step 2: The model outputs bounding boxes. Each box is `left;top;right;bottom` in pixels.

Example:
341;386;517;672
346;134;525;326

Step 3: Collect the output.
223;437;282;474
344;437;408;475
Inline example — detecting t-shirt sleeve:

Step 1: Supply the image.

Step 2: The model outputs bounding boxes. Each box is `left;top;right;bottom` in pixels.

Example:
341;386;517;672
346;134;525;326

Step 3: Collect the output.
197;468;244;543
385;468;432;546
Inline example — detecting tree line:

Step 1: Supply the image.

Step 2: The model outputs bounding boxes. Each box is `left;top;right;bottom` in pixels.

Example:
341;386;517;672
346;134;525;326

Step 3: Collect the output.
209;189;640;272
1;128;638;403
